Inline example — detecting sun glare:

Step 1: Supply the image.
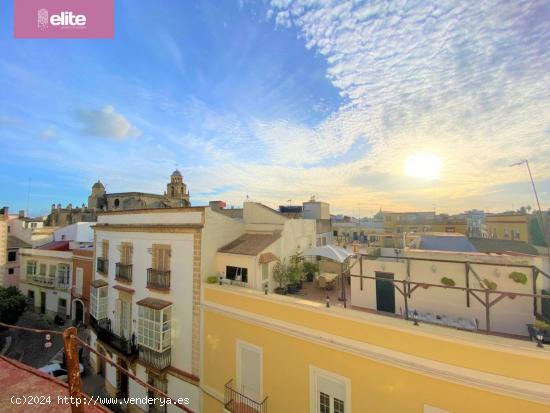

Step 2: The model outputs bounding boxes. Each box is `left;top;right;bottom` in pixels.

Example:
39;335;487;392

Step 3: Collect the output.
404;153;442;180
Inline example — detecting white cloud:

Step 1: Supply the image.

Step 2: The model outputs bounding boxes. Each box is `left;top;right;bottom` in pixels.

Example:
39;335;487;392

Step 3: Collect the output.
77;105;141;139
40;125;57;139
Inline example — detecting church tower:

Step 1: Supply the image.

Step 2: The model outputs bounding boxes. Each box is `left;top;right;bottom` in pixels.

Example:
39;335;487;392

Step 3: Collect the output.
88;181;107;209
165;170;190;207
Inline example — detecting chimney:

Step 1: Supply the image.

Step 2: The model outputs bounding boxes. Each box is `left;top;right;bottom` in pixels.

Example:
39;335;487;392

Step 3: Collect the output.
1;207;8;217
18;209;25;219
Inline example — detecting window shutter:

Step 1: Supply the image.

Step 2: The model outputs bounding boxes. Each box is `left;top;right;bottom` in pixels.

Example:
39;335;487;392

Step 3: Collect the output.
102;240;109;258
152;244;170;271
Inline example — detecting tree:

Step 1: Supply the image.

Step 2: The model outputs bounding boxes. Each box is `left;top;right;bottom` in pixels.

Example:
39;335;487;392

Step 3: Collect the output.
0;286;26;327
272;259;289;289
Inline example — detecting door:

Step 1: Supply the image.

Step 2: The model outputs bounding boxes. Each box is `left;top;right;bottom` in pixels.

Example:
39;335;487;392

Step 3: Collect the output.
40;291;46;314
117;359;129;398
375;272;395;313
238;342;262;403
75;301;84;325
27;290;35;308
75;267;83;296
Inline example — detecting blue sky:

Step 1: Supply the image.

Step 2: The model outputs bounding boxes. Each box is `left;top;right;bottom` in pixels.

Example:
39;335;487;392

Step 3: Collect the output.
1;0;549;217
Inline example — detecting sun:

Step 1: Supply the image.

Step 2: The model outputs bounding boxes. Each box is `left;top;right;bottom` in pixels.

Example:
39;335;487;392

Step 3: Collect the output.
404;153;442;180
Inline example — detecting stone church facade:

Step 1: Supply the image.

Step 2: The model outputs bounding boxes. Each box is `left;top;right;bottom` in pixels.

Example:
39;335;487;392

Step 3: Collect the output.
47;170;190;226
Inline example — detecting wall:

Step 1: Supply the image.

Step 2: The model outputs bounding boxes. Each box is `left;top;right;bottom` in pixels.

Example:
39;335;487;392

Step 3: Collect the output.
0;212;7;287
54;222;93;242
96;208;203;226
351;250;544;335
202;285;550;413
486;214;529;242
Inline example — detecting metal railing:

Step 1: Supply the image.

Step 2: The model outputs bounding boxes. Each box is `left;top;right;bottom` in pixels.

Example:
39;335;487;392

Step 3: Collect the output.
97;257;108;274
27;274;55;287
116;263;133;282
147;268;171;289
90;316;138;357
139;346;171;370
224;379;267;413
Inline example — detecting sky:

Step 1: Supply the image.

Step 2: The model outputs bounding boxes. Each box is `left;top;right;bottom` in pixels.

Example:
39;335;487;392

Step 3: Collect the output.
1;0;549;217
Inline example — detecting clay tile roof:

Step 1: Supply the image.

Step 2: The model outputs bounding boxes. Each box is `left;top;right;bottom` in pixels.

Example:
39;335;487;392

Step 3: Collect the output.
218;231;281;256
136;297;172;310
113;285;135;294
91;279;108;288
0;356;109;413
259;252;279;264
7;235;31;249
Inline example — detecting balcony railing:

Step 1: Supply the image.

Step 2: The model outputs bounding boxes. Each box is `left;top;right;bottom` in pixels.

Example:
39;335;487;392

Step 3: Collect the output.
116;263;133;282
147;268;170;290
27;275;55;287
224;379;267;413
90;316;138;358
97;257;108;275
139;346;171;371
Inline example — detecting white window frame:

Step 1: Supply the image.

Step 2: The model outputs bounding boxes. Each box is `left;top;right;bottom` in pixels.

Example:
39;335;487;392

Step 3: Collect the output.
137;305;172;352
309;366;351;413
236;340;263;401
90;285;108;320
26;260;37;276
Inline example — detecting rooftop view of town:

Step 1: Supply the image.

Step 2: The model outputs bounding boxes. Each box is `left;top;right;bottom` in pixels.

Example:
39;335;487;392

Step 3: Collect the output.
1;1;549;413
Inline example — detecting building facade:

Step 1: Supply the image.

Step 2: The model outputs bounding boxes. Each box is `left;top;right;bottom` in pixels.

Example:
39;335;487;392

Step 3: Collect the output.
47;170;191;227
0;207;7;287
71;249;93;326
201;284;550;413
88;206;244;413
19;247;73;321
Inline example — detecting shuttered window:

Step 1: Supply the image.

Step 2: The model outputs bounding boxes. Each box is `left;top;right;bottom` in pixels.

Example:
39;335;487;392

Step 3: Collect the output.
152;244;171;271
120;242;133;265
102;239;109;259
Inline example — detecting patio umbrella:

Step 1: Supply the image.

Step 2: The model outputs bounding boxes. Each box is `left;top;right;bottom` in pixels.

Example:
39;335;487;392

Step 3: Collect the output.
301;245;354;263
301;245;355;308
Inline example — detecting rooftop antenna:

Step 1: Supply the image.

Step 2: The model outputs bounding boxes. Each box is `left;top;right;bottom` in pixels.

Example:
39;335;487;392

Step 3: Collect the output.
26;177;31;217
287;199;291;206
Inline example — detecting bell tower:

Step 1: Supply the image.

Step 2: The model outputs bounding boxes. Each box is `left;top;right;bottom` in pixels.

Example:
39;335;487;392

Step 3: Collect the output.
166;170;190;206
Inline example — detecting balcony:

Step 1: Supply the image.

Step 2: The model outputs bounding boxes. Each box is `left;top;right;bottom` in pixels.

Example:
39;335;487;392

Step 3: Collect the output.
147;268;170;290
27;275;55;288
90;316;138;358
224;379;267;413
116;263;133;282
139;346;171;371
97;257;108;275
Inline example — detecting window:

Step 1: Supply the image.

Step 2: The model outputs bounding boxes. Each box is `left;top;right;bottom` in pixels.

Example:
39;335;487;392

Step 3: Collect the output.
237;340;262;402
226;266;248;283
114;199;120;208
120;242;133;265
58;298;67;308
445;227;455;233
49;265;57;277
138;305;171;352
310;366;350;413
102;239;109;259
58;264;70;286
90;286;108;320
8;268;14;275
31;222;37;229
26;260;37;276
39;263;47;276
8;251;16;262
152;244;170;271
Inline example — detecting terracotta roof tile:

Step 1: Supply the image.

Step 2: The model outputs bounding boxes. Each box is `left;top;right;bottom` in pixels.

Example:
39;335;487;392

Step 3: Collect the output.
136;297;172;310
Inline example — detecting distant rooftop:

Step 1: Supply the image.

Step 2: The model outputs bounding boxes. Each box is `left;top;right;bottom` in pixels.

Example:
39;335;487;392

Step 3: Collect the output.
7;235;31;250
470;238;539;256
219;232;281;256
413;233;478;253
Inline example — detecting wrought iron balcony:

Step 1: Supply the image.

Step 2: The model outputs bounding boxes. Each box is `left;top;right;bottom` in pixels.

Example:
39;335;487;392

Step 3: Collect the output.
27;275;55;287
97;257;109;275
147;268;170;290
139;346;171;371
90;316;138;358
224;379;267;413
116;263;133;282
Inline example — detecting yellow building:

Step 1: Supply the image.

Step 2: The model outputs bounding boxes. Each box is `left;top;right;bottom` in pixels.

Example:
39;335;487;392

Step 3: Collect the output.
201;284;550;413
486;213;530;242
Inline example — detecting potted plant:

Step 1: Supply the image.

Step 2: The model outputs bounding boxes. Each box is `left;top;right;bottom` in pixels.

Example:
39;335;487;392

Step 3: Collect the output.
206;275;219;284
483;278;498;291
272;259;289;295
440;277;455;287
303;262;319;282
287;249;304;292
509;271;528;285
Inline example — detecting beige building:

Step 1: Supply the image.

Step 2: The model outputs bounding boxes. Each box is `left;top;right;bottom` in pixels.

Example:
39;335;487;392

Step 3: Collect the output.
47;170;191;226
486;212;530;242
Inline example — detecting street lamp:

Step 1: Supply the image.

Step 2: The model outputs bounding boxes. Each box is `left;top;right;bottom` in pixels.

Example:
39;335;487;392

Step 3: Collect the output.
413;310;419;326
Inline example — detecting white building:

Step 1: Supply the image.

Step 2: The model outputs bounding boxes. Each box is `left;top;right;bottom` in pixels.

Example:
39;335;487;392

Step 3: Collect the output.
88;206;243;413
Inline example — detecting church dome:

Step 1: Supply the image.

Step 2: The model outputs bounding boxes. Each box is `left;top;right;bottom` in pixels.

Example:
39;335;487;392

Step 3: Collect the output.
92;180;104;189
171;169;182;178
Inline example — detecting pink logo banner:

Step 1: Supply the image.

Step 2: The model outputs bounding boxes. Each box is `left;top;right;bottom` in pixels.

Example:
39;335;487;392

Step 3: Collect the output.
14;0;114;38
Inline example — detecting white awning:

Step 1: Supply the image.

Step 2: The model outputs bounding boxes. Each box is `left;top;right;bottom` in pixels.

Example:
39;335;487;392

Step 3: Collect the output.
301;245;354;263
